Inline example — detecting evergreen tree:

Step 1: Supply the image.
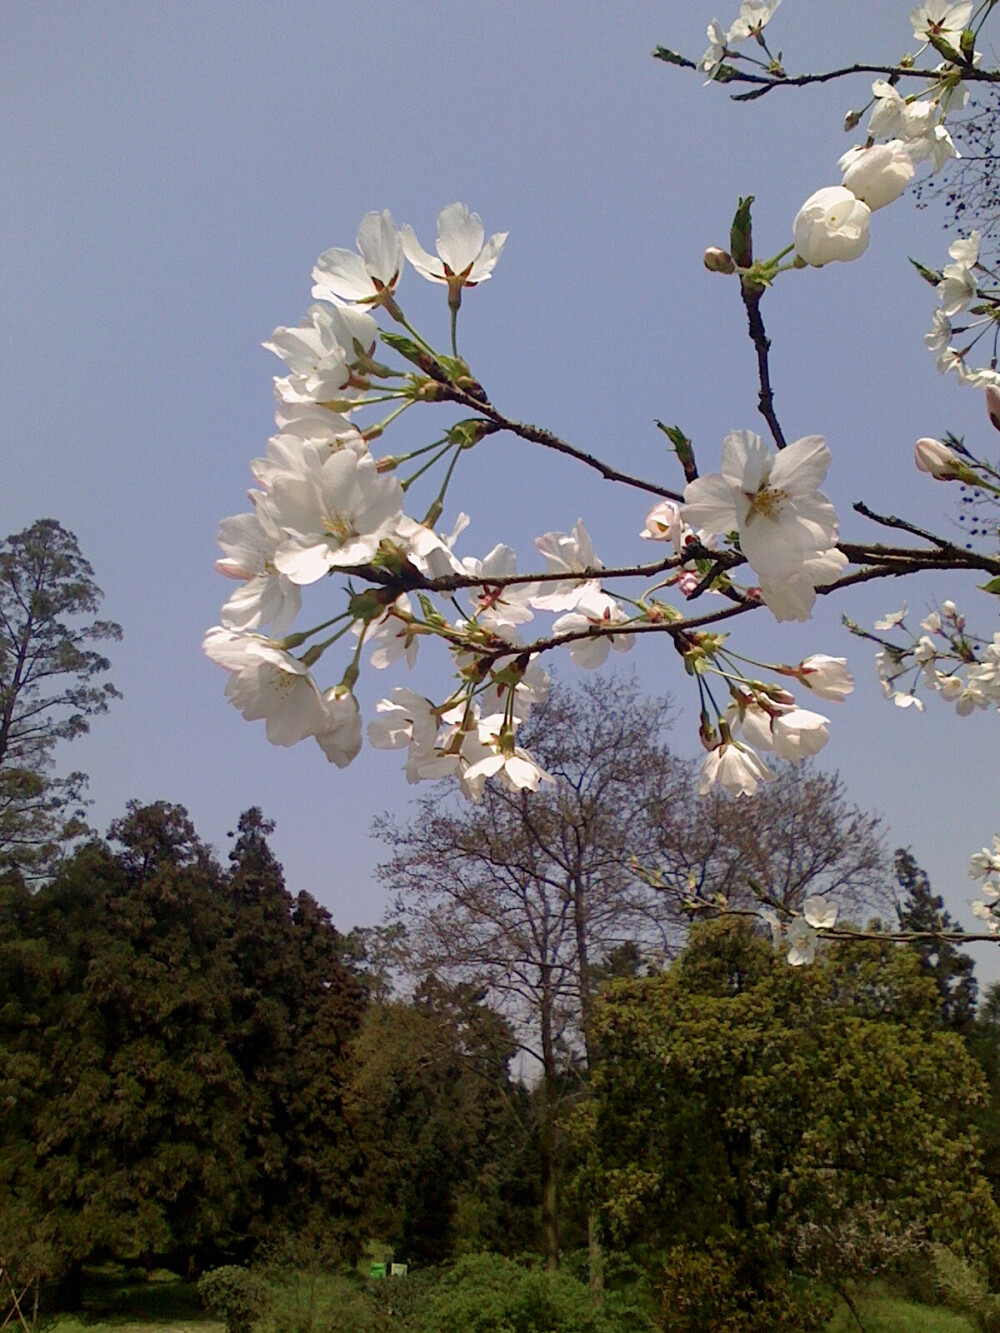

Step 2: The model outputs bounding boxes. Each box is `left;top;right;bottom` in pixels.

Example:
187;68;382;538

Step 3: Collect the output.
0;520;121;878
895;847;978;1029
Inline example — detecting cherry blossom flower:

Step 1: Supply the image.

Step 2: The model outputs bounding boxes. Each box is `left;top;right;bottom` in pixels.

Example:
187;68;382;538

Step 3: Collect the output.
938;231;980;316
311;210;404;308
640;500;684;543
401;203;507;308
462;545;538;639
463;715;555;796
915;436;964;479
360;595;421;670
924;309;952;354
203;628;330;747
728;697;831;761
697;739;776;797
793;187;871;267
910;1;973;47
216;495;301;636
531;519;603;610
794;654;854;701
264;304;378;405
785;918;817;966
839;141;915;210
804;895;838;930
909;123;960;172
698;19;728;80
867;82;938;142
682;430;841;619
552;588;635;668
315;687;362;768
758;547;848;622
270;449;404;585
726;0;782;43
970;836;1000;881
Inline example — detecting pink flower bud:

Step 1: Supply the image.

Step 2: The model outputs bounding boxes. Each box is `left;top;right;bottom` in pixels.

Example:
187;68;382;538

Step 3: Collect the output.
914;437;962;480
987;385;1000;433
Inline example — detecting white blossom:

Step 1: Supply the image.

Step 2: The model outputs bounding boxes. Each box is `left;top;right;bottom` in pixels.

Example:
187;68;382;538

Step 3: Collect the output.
910;1;973;46
216;494;302;637
203;628;330;747
531;519;603;611
786;919;817;966
698;19;728;80
839;141;915;211
698;740;776;797
795;654;854;701
727;0;782;43
270;449;404;585
938;231;980;316
552;588;635;668
315;688;362;767
401;203;507;299
793;187;871;267
311;210;404;307
682;430;841;620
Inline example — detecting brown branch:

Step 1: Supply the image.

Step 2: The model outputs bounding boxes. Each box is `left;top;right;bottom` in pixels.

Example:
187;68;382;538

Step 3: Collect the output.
719;63;1000;102
742;286;786;449
426;384;683;500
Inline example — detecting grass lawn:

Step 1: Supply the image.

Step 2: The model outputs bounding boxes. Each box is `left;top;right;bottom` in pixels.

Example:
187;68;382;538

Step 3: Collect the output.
826;1287;977;1332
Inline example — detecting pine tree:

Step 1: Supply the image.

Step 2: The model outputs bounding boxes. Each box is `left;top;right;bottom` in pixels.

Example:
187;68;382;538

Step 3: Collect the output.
895;847;978;1030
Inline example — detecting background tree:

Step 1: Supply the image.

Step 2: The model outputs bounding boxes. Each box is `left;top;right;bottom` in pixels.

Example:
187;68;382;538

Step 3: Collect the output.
647;761;890;921
0;803;365;1293
895;847;978;1030
0;520;121;878
376;675;684;1269
377;676;893;1271
344;978;532;1266
590;921;1000;1332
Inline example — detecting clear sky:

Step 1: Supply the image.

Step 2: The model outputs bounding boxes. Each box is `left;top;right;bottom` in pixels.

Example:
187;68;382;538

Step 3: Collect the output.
5;2;998;974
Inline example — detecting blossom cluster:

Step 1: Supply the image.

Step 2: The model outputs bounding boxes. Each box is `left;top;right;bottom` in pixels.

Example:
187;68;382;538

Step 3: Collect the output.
790;6;972;268
203;2;1000;958
924;231;1000;388
847;599;1000;714
971;835;1000;933
204;204;660;797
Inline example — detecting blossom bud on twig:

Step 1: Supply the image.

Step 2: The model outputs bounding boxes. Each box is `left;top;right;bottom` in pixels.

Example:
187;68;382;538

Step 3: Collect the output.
703;246;736;274
914;436;964;480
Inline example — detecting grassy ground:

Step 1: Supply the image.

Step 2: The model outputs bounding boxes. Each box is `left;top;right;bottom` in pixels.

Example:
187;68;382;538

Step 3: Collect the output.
825;1288;977;1332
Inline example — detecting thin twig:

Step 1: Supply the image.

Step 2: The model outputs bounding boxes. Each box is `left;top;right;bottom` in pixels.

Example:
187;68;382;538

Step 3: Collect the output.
427;384;683;500
719;63;1000;101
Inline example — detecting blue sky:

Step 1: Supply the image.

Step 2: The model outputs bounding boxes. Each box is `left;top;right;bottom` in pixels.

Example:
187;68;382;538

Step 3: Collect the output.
5;2;998;973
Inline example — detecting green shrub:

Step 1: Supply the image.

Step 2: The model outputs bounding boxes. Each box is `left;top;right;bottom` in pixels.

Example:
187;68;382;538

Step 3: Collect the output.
409;1253;625;1333
656;1241;832;1333
929;1246;1000;1333
198;1267;271;1333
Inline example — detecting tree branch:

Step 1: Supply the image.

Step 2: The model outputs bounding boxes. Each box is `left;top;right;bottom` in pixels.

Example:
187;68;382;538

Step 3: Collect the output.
742;286;787;449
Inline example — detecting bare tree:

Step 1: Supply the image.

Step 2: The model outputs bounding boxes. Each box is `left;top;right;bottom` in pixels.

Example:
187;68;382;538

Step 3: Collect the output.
648;762;891;922
375;675;684;1270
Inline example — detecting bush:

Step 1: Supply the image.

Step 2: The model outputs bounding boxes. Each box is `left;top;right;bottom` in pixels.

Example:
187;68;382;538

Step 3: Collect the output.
198;1267;271;1333
656;1241;831;1333
929;1246;1000;1333
409;1253;626;1333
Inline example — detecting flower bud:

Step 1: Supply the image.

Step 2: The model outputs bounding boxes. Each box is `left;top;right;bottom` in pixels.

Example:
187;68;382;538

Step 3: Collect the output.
703;246;736;274
914;437;962;480
843;109;862;132
986;385;1000;433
